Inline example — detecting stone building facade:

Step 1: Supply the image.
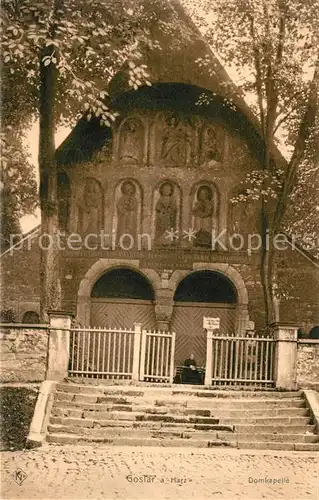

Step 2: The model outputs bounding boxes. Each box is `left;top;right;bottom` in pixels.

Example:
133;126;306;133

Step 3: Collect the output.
1;1;318;367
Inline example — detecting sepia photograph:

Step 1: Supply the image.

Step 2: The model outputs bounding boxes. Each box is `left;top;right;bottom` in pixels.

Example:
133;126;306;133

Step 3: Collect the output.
0;0;318;499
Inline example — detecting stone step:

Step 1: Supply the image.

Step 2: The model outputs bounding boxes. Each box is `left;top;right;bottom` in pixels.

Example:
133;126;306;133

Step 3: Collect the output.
220;416;312;425
52;400;310;419
51;403;308;421
46;432;237;448
171;390;303;399
176;399;306;409
50;416;317;437
46;432;319;451
56;383;302;399
51;406;313;428
47;422;319;443
49;416;235;432
233;424;316;434
218;433;319;443
47;424;224;439
55;393;306;410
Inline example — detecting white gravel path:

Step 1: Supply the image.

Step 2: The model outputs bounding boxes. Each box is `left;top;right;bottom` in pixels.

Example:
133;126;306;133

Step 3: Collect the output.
1;444;318;500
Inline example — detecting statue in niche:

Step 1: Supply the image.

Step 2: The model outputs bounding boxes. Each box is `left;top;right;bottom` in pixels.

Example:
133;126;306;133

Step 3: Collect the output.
77;178;103;236
155;182;178;245
160;113;191;166
116;180;138;243
192;185;215;247
201;125;222;164
119;118;143;164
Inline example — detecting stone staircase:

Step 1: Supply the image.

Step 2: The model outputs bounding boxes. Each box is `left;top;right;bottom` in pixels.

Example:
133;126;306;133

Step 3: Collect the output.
46;381;319;451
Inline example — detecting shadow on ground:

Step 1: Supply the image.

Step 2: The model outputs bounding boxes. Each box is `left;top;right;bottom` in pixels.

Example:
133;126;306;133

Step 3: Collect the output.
0;387;38;451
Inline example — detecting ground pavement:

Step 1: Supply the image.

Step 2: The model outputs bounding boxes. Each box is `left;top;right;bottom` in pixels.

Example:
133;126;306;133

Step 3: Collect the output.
1;444;318;500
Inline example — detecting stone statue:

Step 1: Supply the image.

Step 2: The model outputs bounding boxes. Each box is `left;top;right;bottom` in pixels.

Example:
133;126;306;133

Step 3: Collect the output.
116;180;138;244
201;125;222;163
78;178;103;236
161;113;191;167
119;118;143;164
193;185;214;247
155;182;178;245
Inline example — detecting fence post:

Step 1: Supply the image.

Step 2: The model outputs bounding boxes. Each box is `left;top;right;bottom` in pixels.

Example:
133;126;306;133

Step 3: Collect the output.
272;322;299;390
46;310;74;381
139;329;147;381
169;331;176;383
132;322;142;381
205;328;213;386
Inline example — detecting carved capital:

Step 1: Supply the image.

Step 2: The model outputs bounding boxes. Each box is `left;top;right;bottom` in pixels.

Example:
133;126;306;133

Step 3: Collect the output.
155;304;173;323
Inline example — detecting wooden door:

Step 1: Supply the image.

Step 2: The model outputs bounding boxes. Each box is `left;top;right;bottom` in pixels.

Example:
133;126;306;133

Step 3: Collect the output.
90;298;156;329
171;302;236;366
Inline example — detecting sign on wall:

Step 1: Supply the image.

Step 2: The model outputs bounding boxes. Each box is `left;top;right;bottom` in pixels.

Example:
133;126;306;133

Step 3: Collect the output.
203;317;220;330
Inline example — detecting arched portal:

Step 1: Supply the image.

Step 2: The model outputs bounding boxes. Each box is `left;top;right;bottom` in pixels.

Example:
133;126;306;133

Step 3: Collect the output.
90;267;156;329
171;271;238;366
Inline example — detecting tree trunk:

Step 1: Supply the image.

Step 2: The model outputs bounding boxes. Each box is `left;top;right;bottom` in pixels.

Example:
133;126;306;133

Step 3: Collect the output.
260;130;277;327
38;48;61;322
260;195;277;327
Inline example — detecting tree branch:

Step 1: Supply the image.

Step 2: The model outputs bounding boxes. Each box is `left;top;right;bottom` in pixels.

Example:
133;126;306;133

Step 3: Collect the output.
272;55;319;233
248;13;266;136
272;104;301;135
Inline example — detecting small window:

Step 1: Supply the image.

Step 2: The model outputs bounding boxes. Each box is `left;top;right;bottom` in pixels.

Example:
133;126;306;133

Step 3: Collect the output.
309;326;319;339
22;311;40;324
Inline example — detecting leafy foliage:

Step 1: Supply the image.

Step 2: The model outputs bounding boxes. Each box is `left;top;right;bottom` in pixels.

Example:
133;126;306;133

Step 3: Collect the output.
0;0;166;129
182;0;319;323
0;128;38;251
0;0;177;315
183;0;318;240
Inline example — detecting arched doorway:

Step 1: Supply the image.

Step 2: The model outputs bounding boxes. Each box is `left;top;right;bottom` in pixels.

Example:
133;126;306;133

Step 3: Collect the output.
90;267;156;329
171;271;237;366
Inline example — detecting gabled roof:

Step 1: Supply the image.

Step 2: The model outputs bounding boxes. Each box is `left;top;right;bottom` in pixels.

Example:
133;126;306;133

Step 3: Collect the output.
56;0;285;169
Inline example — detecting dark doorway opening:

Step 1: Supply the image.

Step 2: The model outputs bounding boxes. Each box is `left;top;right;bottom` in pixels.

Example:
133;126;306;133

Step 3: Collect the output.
91;268;155;300
174;270;237;303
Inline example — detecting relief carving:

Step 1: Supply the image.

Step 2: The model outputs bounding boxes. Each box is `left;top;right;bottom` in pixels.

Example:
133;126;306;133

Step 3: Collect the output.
155;304;173;323
154;181;179;246
118;117;144;164
192;184;217;248
115;179;140;245
200;124;223;164
77;177;103;236
159;112;193;167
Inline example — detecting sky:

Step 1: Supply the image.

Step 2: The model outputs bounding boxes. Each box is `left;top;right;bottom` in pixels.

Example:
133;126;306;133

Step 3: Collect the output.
21;124;71;232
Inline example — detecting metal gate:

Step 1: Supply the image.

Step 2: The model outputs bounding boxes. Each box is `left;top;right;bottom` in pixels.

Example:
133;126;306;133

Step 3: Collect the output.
69;326;136;379
69;324;176;383
139;329;176;383
207;331;275;388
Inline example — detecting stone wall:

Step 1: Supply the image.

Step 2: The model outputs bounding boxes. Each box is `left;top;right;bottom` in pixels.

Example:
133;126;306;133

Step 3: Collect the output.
0;229;41;322
0;325;49;383
296;340;319;390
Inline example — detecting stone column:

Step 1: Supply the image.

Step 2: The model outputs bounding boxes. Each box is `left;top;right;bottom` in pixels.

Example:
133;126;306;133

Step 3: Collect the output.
235;304;250;335
272;322;299;391
46;311;74;381
204;328;213;386
155;286;174;331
